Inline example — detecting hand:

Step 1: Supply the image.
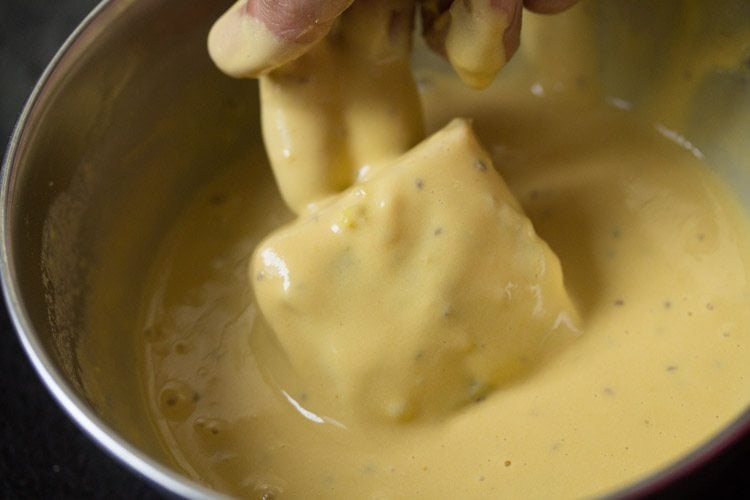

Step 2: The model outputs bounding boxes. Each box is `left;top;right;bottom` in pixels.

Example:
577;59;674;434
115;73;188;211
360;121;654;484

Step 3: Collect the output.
206;0;579;213
209;0;578;87
420;0;579;87
247;0;425;213
208;0;354;78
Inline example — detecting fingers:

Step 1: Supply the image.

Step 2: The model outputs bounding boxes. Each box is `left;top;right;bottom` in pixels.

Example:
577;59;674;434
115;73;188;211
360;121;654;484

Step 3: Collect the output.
423;0;522;89
259;0;423;213
208;0;579;81
251;0;354;42
335;0;416;63
422;0;577;89
522;0;578;14
208;0;353;78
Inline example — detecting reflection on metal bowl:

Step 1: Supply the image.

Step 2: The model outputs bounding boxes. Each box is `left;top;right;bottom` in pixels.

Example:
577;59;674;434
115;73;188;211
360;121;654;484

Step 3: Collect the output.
1;0;749;497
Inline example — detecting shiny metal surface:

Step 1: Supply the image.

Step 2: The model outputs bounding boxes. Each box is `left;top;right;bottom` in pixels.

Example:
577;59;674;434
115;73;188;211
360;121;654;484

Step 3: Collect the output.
1;0;242;497
1;0;748;497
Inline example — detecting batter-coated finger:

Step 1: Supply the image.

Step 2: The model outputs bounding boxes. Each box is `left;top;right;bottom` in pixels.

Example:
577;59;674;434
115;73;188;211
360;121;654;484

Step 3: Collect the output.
443;0;523;89
208;0;353;78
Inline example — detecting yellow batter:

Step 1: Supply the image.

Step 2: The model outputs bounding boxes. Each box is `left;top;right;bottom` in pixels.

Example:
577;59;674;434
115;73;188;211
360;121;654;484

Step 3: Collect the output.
252;118;579;424
138;2;750;498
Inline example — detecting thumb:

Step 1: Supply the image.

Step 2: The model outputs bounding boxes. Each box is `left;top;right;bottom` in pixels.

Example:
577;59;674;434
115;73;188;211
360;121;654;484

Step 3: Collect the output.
208;0;353;78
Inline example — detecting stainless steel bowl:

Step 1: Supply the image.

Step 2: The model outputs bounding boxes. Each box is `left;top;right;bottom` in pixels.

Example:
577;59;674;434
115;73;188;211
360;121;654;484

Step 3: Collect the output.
2;0;749;497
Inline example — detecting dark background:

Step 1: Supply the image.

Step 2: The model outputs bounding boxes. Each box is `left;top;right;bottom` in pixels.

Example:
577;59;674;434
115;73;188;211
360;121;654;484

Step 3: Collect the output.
1;1;749;498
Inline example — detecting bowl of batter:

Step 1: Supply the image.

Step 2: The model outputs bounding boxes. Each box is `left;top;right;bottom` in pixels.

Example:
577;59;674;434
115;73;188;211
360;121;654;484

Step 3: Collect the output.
2;0;749;497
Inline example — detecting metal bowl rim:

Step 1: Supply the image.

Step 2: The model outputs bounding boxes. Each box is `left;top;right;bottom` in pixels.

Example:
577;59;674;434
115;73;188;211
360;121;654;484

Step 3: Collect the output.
0;1;223;498
0;1;748;498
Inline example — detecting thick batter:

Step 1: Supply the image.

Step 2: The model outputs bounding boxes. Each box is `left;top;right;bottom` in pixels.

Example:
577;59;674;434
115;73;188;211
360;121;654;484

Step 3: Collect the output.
138;3;750;499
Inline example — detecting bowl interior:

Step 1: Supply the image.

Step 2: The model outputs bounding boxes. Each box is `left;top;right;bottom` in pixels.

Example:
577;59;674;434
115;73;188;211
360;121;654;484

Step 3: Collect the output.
3;0;749;496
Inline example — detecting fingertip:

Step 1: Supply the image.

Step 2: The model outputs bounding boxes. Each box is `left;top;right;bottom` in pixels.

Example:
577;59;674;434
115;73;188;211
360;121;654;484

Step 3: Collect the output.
208;0;355;78
207;2;258;78
207;0;305;78
437;0;523;89
522;0;579;15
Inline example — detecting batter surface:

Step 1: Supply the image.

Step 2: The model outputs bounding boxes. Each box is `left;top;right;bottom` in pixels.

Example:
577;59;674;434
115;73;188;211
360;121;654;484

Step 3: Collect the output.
131;1;750;497
138;72;750;497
